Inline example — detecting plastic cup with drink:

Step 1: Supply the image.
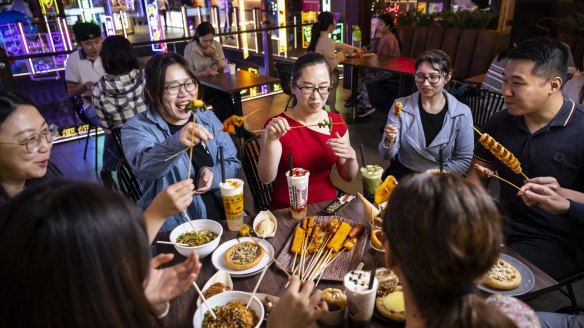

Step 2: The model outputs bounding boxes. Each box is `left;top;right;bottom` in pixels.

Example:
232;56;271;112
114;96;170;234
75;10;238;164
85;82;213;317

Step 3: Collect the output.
219;178;245;231
344;270;378;328
286;168;310;220
228;63;236;75
361;164;383;203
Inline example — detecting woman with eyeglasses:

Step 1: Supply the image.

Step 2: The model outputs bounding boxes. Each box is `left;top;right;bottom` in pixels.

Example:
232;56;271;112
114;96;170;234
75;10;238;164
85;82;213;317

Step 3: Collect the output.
121;53;240;233
258;52;358;210
0;89;57;207
379;49;474;179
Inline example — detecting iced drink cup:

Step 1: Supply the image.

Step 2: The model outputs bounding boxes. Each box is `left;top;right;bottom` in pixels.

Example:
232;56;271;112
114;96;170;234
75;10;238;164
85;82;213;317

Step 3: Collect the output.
361;164;383;203
344;270;378;328
286;168;310;220
219;178;245;231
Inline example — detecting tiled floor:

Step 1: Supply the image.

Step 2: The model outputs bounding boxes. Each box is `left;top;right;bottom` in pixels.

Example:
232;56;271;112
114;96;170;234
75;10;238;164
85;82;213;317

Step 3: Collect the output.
50;85;583;314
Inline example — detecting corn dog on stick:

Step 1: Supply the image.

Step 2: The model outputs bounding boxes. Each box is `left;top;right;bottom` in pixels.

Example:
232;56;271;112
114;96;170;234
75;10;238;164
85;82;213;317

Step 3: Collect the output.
326;222;352;252
474;164;523;191
471;125;529;180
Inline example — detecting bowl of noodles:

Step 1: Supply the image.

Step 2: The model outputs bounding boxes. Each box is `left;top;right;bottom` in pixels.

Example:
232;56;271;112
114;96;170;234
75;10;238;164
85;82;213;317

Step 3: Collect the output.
169;219;223;258
193;291;264;328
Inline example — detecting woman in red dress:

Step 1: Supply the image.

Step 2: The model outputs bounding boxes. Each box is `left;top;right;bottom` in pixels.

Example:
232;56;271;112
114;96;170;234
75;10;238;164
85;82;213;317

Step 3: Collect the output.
258;52;358;210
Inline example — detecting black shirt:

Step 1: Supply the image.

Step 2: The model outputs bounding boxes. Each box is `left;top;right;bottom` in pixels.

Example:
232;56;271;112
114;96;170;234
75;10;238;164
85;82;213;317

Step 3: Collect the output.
167;118;225;220
419;96;448;147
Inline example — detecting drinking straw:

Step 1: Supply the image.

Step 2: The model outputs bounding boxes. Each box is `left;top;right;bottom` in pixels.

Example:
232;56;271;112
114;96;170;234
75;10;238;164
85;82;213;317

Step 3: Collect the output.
439;147;444;173
368;269;375;290
219;146;225;183
359;144;366;168
289;153;293;177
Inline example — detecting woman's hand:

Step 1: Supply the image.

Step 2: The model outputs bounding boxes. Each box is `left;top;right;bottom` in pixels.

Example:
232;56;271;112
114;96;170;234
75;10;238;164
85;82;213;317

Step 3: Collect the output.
265;117;290;141
146;179;195;219
179;122;213;148
384;124;398;146
144;252;201;310
194;167;213;194
326;132;356;161
266;276;328;328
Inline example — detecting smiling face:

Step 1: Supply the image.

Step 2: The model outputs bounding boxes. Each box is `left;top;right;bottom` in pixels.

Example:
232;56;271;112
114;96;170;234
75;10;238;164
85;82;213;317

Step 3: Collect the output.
0;105;52;185
291;63;331;115
502;59;559;117
414;61;450;98
159;64;199;125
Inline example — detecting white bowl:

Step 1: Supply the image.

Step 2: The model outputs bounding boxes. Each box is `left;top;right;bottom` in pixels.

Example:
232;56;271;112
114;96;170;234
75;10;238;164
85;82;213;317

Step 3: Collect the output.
169;219;223;258
193;291;265;328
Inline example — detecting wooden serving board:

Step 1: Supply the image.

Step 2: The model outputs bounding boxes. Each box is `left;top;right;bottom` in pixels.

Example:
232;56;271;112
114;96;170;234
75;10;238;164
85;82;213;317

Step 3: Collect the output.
275;215;369;281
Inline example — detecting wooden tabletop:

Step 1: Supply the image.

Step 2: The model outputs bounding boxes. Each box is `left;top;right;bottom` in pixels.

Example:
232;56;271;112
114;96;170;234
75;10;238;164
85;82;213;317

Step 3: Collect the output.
156;199;557;327
341;55;417;75
197;70;280;95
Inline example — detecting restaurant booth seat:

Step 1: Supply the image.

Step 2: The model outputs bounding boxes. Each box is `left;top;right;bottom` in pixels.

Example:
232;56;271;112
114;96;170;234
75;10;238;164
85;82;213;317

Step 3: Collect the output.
240;136;273;214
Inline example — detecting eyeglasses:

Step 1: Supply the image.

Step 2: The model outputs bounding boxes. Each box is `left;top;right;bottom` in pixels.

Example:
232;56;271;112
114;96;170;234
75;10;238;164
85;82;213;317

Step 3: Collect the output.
413;73;445;85
0;124;58;154
164;79;198;95
293;83;333;96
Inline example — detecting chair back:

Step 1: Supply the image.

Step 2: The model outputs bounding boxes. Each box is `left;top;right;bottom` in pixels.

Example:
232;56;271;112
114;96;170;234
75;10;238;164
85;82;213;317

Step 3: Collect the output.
240;136;273;213
116;158;143;203
462;86;505;129
275;61;294;96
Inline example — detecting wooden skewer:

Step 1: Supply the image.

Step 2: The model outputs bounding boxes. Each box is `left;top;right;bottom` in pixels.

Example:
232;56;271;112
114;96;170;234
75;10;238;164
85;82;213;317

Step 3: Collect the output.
187;114;197;179
193;281;217;319
490;174;523;191
250;237;291;279
157;240;190;247
244;108;262;118
251;122;345;134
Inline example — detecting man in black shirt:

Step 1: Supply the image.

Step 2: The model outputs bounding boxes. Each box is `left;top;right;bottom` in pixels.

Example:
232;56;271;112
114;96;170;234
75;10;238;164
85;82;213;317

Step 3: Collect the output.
468;38;584;281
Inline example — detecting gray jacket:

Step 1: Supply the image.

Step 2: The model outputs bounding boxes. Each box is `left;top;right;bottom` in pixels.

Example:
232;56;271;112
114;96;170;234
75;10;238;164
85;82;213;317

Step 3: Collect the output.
378;91;474;175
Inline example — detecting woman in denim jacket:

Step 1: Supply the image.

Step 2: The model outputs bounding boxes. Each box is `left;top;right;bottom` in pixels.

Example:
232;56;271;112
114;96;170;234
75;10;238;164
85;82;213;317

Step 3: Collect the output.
122;53;240;232
379;50;474;179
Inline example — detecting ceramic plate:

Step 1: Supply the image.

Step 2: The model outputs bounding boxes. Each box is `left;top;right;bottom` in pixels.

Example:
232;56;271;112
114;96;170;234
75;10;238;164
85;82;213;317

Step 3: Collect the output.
478;254;535;296
211;237;275;277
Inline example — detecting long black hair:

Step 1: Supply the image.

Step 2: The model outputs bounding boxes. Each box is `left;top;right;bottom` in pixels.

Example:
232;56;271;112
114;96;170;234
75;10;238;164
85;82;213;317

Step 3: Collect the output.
194;21;215;44
0;180;158;327
100;35;139;75
307;12;334;53
377;13;401;51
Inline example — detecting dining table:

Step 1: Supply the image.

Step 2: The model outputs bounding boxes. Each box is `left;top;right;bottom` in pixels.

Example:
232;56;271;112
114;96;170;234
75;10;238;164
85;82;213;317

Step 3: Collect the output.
155;199;558;328
341;55;417;121
197;70;280;138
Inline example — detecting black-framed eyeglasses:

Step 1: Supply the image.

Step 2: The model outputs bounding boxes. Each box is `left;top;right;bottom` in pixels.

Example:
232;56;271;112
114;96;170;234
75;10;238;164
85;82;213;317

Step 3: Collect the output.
164;79;198;95
413;73;445;85
293;83;333;96
0;124;58;154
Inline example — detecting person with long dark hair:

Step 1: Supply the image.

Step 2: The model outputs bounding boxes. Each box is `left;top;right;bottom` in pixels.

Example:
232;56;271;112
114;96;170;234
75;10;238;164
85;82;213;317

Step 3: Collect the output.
307;11;363;113
183;22;236;121
383;173;540;327
121;53;240;232
355;13;401;118
564;69;584;104
379;49;474;179
92;35;147;172
258;52;357;209
0;181;201;327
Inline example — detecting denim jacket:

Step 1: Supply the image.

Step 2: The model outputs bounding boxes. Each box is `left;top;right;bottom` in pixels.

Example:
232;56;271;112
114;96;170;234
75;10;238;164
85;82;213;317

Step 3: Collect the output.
122;107;241;232
378;91;474;175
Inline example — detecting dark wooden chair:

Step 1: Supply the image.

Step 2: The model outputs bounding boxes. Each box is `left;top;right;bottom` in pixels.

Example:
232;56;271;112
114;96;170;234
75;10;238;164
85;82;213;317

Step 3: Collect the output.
68;92;99;175
553;272;584;314
240;136;273;214
461;86;505;129
116;158;143;203
275;61;294;110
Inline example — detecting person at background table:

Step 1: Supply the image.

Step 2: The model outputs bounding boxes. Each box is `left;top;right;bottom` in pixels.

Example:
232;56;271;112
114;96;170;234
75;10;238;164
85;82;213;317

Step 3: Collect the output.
92;35;147;174
379;49;474;180
158;0;170;32
122;53;240;232
0;88;196;240
482;25;550;93
257;52;358;210
0;181;201;326
65;21;105;126
383;173;540;328
307;11;363;114
467;38;584;281
355;13;401;118
564;68;584;104
183;22;236;122
537;17;577;71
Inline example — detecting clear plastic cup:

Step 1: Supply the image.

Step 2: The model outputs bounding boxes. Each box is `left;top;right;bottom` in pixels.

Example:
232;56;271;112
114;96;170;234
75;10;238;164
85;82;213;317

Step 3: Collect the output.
228;63;236;75
219;178;245;231
286;168;310;220
344;270;378;328
360;164;383;203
